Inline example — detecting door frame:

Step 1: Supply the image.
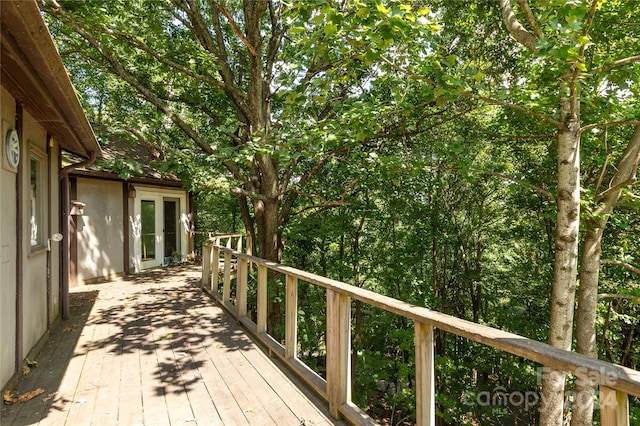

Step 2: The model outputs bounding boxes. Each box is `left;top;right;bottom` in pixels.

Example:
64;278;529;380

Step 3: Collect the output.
131;187;188;272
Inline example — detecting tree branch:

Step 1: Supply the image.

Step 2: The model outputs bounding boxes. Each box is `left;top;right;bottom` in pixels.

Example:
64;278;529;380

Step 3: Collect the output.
474;122;555;140
278;146;349;225
212;0;258;56
595;177;637;202
580;120;640;134
593;124;640;209
64;18;217;157
175;0;250;120
591;55;640;75
516;0;543;39
102;27;246;102
500;0;540;52
600;259;640;275
426;166;556;201
569;0;599;118
598;293;640;302
290;178;359;217
123;126;165;161
377;54;561;127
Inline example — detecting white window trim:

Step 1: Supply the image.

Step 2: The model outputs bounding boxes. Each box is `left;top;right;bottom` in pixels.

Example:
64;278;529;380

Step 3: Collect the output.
29;144;46;252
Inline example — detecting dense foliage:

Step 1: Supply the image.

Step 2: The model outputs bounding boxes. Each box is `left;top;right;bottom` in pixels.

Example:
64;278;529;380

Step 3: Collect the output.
44;1;639;425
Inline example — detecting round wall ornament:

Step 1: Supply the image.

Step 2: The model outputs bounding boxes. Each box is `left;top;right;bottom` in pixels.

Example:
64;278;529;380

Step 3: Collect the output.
5;128;20;168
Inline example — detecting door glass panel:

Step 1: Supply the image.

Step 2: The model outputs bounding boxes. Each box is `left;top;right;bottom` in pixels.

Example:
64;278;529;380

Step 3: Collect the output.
164;199;179;257
141;200;156;260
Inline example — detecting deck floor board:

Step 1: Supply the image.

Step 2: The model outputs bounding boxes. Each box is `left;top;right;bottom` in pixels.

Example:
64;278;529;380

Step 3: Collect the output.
1;265;344;426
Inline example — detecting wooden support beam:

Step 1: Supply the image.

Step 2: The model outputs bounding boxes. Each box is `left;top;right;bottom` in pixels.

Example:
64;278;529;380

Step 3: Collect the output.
257;264;267;334
223;251;232;303
415;321;435;426
600;386;629;426
212;246;220;293
237;258;248;318
326;289;351;419
285;275;298;359
201;244;211;287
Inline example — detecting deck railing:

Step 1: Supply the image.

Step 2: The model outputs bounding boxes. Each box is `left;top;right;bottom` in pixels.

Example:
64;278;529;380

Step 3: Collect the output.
201;235;640;426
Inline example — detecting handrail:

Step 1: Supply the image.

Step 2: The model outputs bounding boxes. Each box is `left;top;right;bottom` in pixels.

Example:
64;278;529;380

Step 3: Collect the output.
201;237;640;426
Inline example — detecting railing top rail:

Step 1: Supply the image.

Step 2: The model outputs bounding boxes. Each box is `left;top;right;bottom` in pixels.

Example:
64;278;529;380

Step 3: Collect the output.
203;232;247;241
209;244;640;398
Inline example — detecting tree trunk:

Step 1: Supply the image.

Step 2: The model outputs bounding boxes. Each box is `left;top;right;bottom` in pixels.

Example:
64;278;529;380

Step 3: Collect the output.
253;195;284;335
540;94;581;426
571;124;640;426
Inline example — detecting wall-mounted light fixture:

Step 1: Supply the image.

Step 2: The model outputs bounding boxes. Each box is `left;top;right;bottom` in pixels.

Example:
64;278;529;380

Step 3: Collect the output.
128;184;137;199
70;200;85;216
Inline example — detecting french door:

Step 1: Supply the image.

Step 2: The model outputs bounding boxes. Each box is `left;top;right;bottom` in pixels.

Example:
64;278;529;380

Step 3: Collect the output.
140;197;180;269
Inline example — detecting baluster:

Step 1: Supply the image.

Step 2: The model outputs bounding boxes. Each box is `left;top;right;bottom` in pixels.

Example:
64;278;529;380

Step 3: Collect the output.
237;257;248;318
600;386;629;426
326;289;351;419
223;251;232;303
201;243;211;287
257;264;267;334
237;235;243;252
415;321;435;426
285;275;298;359
212;246;220;293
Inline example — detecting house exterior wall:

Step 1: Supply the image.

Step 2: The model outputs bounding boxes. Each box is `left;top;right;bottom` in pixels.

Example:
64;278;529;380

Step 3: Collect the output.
1;0;100;391
1;89;62;388
21;110;50;358
1;86;18;387
73;180;190;284
76;178;124;284
48;148;61;325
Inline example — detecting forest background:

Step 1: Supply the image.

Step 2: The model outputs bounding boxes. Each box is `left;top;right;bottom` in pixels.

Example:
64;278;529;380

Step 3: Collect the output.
42;0;639;425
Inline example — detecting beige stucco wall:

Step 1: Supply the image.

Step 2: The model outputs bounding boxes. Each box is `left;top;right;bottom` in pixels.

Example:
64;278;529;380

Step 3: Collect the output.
1;88;62;389
1;86;18;387
48;147;61;324
76;178;124;283
21;110;50;359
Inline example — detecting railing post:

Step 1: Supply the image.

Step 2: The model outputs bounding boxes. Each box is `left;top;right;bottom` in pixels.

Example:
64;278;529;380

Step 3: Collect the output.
326;289;351;419
236;235;243;253
237;257;248;318
223;251;232;303
600;386;629;426
212;245;220;292
415;321;435;426
285;274;298;359
201;243;211;287
257;264;268;334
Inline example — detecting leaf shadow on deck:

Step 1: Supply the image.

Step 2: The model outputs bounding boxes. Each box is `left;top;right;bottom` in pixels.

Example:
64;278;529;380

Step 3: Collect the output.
1;265;267;425
77;269;256;398
0;290;99;426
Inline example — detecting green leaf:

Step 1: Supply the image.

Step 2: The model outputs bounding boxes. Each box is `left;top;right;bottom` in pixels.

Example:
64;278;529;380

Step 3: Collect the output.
324;23;338;37
376;3;391;15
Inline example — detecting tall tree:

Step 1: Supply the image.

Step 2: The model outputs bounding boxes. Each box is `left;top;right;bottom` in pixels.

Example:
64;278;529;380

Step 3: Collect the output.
375;0;639;423
44;0;430;263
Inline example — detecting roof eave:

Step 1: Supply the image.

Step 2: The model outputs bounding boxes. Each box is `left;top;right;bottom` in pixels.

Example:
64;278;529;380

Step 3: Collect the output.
0;0;100;158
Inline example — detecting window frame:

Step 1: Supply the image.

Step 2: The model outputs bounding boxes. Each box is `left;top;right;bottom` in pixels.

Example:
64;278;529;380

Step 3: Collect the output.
29;145;46;252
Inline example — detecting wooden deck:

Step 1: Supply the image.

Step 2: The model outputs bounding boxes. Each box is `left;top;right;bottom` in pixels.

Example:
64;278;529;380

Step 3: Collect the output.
1;265;344;426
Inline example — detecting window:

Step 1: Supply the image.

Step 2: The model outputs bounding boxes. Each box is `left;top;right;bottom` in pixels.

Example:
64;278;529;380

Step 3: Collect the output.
29;149;45;250
141;200;156;260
